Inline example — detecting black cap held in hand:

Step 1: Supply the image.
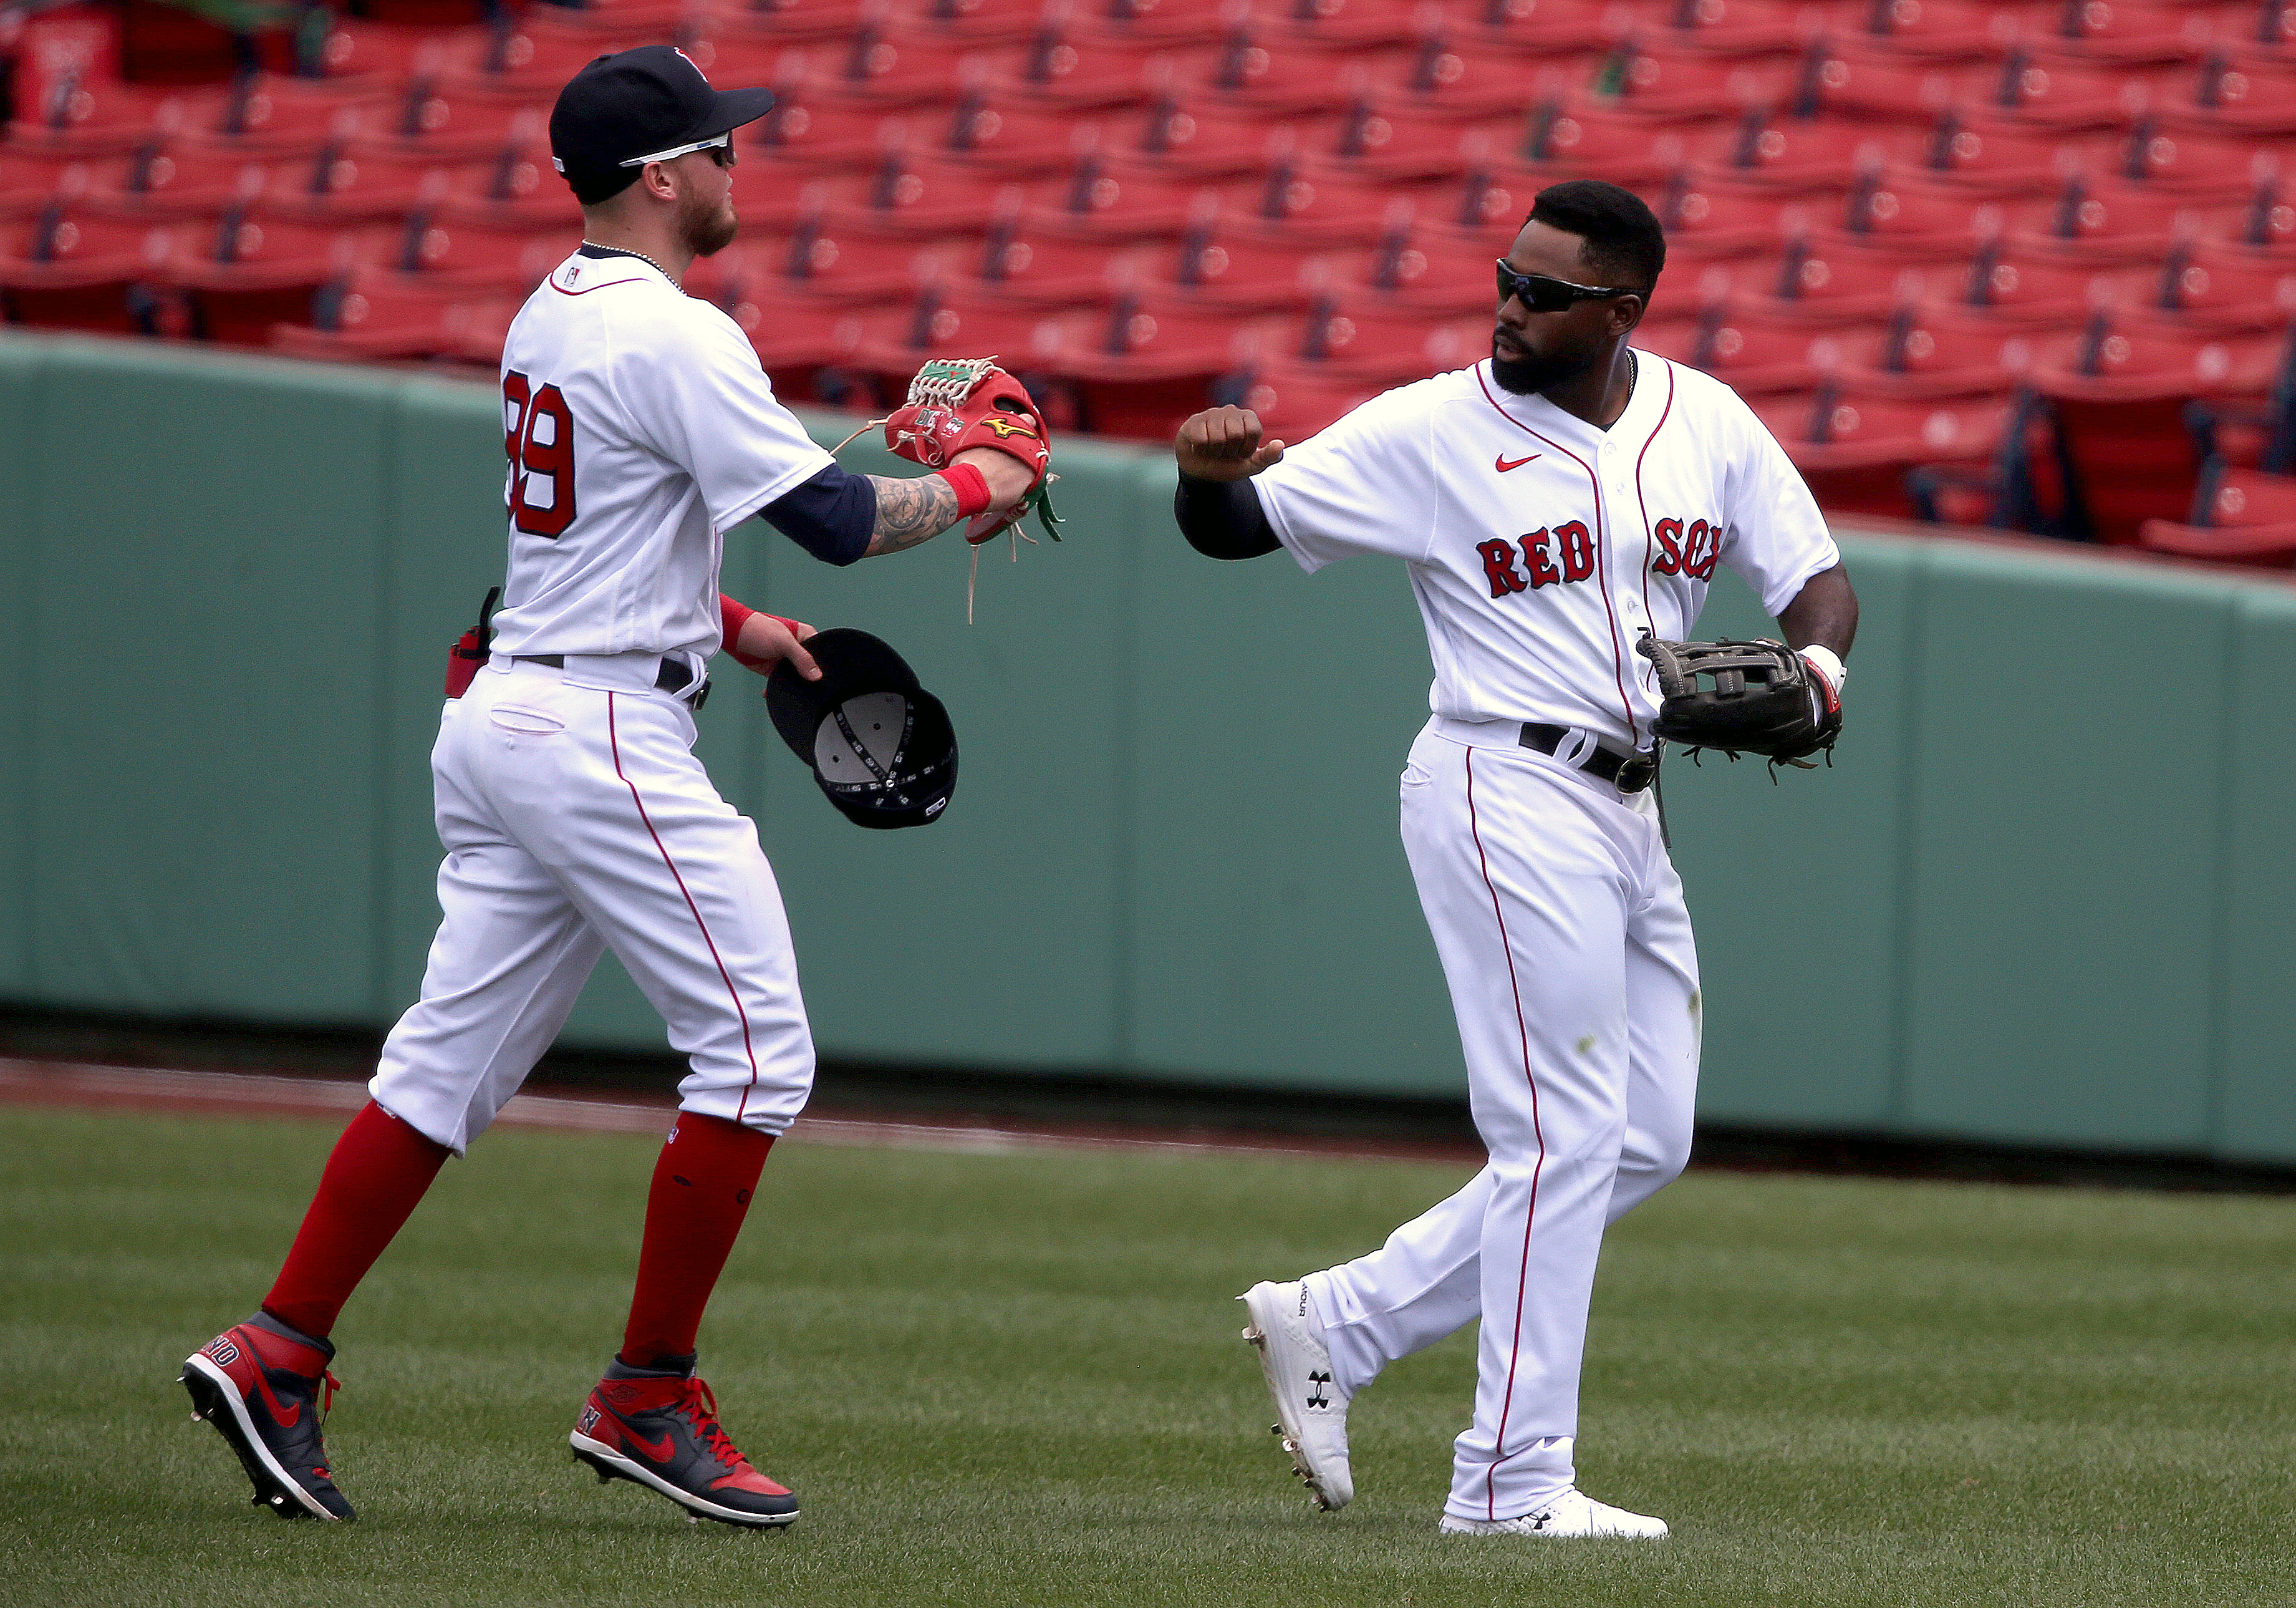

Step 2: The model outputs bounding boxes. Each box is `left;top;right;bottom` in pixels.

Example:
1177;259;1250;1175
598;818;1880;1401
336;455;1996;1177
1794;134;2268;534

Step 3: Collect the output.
766;630;958;831
548;45;775;205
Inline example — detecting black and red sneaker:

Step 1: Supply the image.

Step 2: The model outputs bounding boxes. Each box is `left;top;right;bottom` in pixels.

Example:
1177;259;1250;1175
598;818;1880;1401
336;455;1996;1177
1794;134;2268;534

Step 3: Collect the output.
179;1313;355;1521
569;1357;799;1528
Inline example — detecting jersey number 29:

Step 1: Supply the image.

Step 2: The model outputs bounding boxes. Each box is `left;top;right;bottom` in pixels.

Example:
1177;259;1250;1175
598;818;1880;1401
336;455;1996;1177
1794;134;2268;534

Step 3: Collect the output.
503;371;576;538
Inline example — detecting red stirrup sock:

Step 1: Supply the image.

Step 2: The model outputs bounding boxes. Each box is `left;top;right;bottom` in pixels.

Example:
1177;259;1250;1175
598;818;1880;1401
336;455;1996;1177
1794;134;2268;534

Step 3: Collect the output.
620;1114;773;1371
262;1101;452;1342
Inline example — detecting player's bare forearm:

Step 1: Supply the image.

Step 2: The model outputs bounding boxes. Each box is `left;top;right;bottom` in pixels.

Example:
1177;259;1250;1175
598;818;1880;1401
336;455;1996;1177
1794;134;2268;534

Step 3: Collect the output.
860;473;959;556
1778;564;1857;659
858;451;1036;558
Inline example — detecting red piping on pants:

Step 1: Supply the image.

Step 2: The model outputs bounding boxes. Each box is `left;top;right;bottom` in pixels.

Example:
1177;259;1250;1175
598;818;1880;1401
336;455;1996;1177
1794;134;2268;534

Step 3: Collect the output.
1465;745;1550;1519
608;692;762;1121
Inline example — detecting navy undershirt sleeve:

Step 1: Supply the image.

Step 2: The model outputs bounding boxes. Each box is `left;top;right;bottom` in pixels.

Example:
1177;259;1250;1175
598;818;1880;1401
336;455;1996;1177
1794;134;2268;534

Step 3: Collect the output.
1174;473;1281;559
758;462;876;566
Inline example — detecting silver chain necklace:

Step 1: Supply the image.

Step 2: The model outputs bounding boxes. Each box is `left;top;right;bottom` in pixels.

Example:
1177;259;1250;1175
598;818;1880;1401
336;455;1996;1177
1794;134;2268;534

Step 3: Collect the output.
579;241;678;289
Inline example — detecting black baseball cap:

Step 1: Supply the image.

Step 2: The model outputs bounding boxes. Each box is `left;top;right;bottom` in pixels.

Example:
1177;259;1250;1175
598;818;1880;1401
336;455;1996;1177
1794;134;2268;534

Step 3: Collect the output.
549;45;774;205
766;630;958;830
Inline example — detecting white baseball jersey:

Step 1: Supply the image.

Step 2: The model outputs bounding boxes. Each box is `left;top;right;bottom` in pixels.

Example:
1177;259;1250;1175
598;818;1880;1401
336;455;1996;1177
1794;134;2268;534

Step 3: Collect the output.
1252;352;1840;748
488;249;833;661
1244;348;1845;1526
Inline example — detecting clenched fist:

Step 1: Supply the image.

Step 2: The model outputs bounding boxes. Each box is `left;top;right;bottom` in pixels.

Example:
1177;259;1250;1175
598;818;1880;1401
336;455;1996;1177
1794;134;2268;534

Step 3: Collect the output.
1175;405;1287;481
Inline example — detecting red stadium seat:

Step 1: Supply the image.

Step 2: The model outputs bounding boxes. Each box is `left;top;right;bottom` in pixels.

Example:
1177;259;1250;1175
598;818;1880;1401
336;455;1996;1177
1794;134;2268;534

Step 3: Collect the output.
940;92;1106;176
1320;99;1509;183
1956;243;2131;326
80;140;276;220
910;0;1066;47
1691;110;1906;195
1174;28;1396;115
271;141;470;225
1844;0;2022;63
430;16;652;99
1020;151;1224;241
1922;111;2105;195
741;73;911;173
1760;231;1940;322
2138;461;2296;564
847;278;1074;379
301;17;471;84
269;273;515;363
1224;157;1417;246
0;150;95;220
1832;300;2048;397
959;221;1147;305
1448;0;1616;61
2163;50;2296;136
2120;118;2288;200
788;12;986;110
1787;37;1966;124
2136;516;2296;563
1071;0;1238;47
0;207;173;331
1597;35;1797;122
2128;240;2296;332
1283;292;1489;384
387;85;552;161
7;68;186;155
1757;382;2014;519
742;215;931;305
437;141;585;230
175;73;397;154
1213;356;1381;441
818;148;1027;240
1156;223;1347;312
1365;29;1573;120
1825;167;2011;258
2205;173;2296;252
977;25;1175;110
1977;45;2159;130
2036;0;2224;65
2002;172;2201;263
1113;95;1309;179
1653;172;1813;264
703;0;870;47
1270;0;1425;54
1505;99;1705;191
1678;300;1866;394
171;208;375;345
1652;0;1830;59
390;207;570;293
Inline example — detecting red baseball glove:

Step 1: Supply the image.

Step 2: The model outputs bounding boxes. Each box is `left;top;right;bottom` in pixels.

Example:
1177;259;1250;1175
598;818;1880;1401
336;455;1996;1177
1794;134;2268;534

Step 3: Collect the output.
882;358;1061;545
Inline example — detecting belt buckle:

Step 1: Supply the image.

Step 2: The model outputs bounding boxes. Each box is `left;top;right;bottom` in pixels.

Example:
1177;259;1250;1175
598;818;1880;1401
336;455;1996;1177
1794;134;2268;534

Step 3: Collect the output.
1614;753;1657;794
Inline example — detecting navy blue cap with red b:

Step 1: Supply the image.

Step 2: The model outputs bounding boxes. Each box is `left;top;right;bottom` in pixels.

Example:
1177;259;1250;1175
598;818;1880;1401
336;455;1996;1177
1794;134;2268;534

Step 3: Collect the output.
549;46;774;205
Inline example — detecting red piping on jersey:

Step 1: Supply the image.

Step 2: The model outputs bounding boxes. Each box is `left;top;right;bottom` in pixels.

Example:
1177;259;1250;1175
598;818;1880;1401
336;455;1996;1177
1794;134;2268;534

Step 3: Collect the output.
1465;746;1550;1521
607;692;763;1121
1474;365;1641;745
1630;359;1678;650
548;274;650;297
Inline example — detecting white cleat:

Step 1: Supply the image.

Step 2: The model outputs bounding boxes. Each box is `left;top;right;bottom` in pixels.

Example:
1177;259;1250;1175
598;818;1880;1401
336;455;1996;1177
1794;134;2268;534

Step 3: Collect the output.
1440;1488;1669;1539
1238;1280;1353;1511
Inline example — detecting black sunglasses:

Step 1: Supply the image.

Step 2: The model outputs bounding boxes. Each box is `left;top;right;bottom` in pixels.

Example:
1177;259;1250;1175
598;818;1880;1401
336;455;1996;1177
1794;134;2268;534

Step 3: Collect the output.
1495;260;1637;312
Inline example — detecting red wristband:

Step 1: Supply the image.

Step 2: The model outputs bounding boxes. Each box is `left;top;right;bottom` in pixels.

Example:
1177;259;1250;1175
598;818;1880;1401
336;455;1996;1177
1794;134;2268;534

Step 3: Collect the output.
718;593;756;645
939;462;991;520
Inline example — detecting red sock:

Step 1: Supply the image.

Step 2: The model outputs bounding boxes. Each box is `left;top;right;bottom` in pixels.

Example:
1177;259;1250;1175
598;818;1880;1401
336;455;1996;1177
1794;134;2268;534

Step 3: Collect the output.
262;1102;451;1342
620;1114;773;1370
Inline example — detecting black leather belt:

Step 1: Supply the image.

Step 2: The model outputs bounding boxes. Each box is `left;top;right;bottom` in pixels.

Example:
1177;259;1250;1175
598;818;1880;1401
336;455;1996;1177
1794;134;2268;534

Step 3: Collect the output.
517;654;710;709
1520;722;1659;793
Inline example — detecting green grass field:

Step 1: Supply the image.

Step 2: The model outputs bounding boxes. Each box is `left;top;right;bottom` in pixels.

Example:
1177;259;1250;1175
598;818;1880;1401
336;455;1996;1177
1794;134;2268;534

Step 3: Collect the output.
4;1104;2293;1608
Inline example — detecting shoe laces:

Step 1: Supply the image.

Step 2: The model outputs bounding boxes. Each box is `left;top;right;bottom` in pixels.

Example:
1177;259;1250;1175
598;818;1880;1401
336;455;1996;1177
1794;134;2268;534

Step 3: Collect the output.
675;1378;753;1473
319;1370;340;1423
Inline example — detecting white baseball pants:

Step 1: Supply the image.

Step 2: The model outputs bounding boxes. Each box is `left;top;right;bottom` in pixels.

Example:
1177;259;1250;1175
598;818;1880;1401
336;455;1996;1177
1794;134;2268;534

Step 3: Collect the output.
369;655;814;1154
1303;719;1700;1524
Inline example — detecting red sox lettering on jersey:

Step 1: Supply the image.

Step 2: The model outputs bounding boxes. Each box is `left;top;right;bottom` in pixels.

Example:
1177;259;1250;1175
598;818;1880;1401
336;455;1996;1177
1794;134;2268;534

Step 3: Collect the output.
1242;348;1838;1529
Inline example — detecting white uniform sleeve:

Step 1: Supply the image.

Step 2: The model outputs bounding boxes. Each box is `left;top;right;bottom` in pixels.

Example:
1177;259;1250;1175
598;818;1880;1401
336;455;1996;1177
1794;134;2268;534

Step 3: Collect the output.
1717;393;1841;618
1251;382;1440;573
612;302;836;530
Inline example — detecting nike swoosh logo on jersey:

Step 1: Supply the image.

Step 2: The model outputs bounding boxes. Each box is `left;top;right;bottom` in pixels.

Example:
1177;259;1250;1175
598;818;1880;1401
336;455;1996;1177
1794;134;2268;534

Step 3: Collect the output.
1495;453;1540;472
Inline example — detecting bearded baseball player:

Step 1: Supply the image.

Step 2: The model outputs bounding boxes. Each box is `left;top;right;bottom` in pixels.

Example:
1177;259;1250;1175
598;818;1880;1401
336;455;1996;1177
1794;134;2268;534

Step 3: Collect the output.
178;46;1049;1528
1177;180;1858;1539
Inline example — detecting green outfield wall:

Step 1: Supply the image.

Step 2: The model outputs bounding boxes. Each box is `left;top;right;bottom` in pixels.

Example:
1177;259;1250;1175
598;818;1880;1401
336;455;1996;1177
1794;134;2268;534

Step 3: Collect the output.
3;332;2290;1161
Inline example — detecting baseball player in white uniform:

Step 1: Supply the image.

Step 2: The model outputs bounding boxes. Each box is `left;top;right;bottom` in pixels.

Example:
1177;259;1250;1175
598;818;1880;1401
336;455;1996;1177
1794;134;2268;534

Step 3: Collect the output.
1175;180;1858;1539
180;46;1034;1529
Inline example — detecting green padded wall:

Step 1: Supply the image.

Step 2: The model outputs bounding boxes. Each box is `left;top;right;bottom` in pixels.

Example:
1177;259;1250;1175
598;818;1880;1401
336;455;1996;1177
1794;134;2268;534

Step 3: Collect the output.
2;331;2292;1163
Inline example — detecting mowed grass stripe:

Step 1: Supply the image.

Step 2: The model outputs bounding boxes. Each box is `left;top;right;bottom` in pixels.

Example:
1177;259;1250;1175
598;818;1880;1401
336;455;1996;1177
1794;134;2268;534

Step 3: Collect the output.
2;1105;2290;1607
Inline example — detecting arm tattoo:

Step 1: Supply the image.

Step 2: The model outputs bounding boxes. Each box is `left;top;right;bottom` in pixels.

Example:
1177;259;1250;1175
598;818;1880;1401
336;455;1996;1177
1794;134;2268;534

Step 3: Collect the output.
862;473;960;557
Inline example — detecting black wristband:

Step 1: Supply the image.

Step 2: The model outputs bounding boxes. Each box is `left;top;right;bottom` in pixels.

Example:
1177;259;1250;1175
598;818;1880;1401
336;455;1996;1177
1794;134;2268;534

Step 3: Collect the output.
1174;473;1280;560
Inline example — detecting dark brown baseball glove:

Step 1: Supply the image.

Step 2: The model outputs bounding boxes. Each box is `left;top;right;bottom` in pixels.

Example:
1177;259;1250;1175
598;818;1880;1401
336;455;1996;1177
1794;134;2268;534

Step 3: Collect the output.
1636;636;1841;768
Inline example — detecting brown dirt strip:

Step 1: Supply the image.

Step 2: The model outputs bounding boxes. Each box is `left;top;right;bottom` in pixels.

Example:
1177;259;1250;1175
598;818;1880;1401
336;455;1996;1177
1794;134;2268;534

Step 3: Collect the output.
0;1057;1487;1167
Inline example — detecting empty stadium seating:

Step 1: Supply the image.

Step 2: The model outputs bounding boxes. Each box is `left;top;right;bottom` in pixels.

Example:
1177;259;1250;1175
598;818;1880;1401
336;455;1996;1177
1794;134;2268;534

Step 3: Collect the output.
6;0;2296;566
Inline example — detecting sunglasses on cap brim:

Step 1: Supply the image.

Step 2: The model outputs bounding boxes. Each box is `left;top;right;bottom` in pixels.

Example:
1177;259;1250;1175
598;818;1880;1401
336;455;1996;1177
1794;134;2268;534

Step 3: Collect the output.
1495;261;1638;312
619;130;736;168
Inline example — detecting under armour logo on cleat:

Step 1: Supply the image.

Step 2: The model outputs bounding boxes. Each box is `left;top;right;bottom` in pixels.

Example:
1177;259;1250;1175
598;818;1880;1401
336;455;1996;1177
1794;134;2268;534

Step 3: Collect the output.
1306;1371;1332;1410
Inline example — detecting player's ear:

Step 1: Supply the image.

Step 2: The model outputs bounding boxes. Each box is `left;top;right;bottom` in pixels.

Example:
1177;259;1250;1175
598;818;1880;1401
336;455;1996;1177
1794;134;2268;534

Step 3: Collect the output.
1610;293;1647;334
640;160;678;202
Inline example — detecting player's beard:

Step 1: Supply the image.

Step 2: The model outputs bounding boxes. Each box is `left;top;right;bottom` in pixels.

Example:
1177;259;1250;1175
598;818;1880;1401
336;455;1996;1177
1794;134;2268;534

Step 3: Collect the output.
678;190;739;259
1489;327;1603;395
